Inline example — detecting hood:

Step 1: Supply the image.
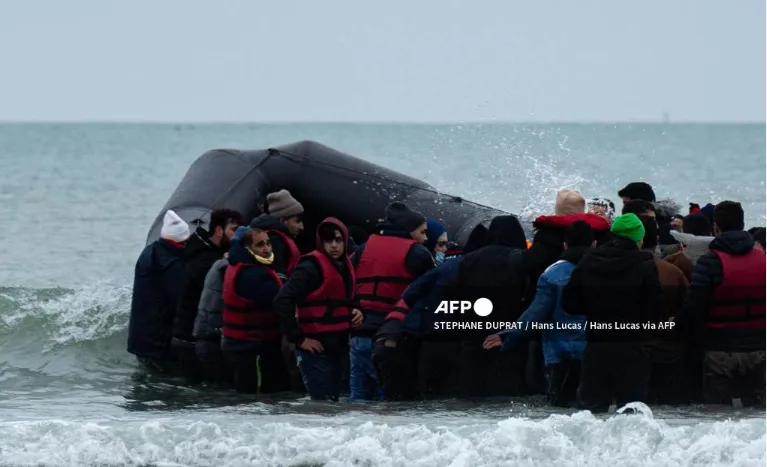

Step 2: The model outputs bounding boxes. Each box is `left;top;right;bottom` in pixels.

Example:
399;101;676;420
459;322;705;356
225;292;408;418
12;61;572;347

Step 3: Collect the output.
709;230;758;256
185;227;222;259
671;231;714;263
315;217;349;251
654;198;682;219
533;213;611;232
249;213;290;235
425;219;446;255
587;236;649;277
487;215;527;249
227;238;255;266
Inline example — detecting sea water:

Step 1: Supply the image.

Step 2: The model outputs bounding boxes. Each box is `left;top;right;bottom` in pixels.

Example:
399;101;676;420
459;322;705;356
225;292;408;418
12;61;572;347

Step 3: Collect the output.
0;123;764;466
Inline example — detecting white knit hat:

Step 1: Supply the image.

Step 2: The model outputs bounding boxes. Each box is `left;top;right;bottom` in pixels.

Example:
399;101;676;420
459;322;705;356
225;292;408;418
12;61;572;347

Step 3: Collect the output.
160;209;191;242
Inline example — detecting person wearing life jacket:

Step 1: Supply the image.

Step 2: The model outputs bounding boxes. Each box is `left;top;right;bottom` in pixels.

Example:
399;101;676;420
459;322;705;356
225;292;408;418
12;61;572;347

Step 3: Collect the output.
561;214;663;413
127;210;190;374
446;215;530;398
249;189;305;277
522;190;611;394
484;220;596;407
637;215;690;405
192;226;249;386
372;219;448;401
675;201;766;407
220;227;291;394
172;209;243;384
349;201;435;400
273;218;363;401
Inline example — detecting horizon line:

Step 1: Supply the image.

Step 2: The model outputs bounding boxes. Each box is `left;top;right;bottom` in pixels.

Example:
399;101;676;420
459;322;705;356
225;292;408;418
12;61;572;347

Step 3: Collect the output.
0;119;764;125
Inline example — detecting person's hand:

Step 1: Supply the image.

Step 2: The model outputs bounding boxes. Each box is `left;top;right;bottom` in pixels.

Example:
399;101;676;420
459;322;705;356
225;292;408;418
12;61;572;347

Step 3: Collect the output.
299;338;324;354
384;339;397;348
351;309;364;328
483;334;503;350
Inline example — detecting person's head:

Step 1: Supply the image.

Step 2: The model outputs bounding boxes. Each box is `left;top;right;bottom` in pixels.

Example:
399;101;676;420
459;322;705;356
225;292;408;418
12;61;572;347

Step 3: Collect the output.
670;214;684;232
242;228;272;259
317;218;348;260
750;227;766;251
424;219;448;263
682;213;712;237
563;220;596;250
555;189;586;215
384;201;427;243
160;209;191;245
622;199;656;218
713;201;745;235
208;209;244;249
639;215;659;251
618;182;656;204
610;213;646;249
266;189;304;237
487;215;528;249
587;198;616;223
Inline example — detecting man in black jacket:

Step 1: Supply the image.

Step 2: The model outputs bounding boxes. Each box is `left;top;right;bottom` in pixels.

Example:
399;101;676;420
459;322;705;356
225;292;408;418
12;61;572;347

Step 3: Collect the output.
445;215;530;398
561;213;663;413
675;201;766;407
172;209;243;383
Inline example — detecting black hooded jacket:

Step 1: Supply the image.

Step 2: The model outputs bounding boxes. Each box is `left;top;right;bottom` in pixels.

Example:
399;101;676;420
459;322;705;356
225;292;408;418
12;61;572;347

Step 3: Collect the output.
446;216;529;339
250;214;298;276
173;228;227;342
676;230;765;352
561;235;663;343
273;218;357;354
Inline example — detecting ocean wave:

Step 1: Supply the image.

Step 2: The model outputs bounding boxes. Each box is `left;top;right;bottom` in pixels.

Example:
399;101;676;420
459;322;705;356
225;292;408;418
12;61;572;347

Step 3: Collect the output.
0;282;131;350
0;410;763;467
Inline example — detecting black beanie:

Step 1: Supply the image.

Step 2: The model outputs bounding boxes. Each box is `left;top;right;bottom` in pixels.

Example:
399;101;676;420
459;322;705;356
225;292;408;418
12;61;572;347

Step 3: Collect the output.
384;201;426;233
618;182;656;203
487;215;527;249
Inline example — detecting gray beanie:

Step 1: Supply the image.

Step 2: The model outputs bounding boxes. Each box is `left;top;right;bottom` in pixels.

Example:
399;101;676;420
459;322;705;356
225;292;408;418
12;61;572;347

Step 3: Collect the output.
266;189;304;218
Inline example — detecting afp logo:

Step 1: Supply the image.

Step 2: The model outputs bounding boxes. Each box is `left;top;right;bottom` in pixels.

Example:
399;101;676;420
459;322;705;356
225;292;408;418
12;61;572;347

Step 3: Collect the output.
434;298;493;317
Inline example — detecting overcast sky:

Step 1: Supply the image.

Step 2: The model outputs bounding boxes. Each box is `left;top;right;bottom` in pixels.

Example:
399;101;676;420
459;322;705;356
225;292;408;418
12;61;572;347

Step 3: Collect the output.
0;0;763;123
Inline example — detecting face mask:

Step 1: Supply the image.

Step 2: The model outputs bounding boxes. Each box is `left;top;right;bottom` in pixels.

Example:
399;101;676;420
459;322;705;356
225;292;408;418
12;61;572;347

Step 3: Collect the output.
247;248;274;265
435;251;445;265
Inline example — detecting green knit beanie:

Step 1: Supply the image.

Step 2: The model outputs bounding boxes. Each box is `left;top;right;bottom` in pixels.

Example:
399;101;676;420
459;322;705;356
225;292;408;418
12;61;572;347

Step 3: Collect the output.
610;213;645;242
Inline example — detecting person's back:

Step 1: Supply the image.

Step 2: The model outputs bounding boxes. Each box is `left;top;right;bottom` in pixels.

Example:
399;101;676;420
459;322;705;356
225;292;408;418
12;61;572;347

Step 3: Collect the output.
638;215;690;404
561;213;663;412
677;201;765;407
127;210;190;372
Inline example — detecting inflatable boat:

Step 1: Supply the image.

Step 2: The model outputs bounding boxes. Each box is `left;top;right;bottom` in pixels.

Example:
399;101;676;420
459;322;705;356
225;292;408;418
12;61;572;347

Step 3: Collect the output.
145;140;520;251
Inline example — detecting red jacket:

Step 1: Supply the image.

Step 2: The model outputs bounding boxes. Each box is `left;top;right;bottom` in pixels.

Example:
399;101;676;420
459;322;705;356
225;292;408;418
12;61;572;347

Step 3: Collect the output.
221;262;282;342
296;250;355;337
707;248;766;331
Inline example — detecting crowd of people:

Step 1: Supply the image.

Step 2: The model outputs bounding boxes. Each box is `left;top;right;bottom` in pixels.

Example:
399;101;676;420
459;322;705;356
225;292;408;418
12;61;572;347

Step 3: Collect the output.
127;182;766;411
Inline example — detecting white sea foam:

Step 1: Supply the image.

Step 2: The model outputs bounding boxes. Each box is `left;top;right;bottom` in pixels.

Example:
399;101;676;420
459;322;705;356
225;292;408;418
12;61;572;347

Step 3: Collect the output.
0;411;763;467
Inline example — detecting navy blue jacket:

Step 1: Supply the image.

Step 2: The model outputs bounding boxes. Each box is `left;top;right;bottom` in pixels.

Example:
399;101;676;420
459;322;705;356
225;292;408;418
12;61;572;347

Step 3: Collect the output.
127;239;187;360
228;241;282;310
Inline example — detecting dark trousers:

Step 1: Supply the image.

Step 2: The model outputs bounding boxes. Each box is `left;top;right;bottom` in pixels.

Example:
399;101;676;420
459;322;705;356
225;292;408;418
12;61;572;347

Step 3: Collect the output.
195;338;233;386
545;358;581;407
702;350;766;407
223;341;292;394
645;345;687;405
457;338;526;398
281;336;306;393
418;339;461;399
296;350;349;401
172;338;204;384
373;334;421;401
577;342;650;413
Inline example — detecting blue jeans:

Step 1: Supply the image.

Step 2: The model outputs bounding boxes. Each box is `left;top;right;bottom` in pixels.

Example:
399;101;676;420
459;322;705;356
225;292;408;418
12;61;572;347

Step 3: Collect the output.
349;336;384;401
296;350;348;401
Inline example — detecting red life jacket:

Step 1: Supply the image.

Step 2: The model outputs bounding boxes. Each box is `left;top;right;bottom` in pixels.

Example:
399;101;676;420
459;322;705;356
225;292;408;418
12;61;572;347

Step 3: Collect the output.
296;251;355;336
268;229;300;276
706;248;766;331
221;262;282;342
356;235;417;320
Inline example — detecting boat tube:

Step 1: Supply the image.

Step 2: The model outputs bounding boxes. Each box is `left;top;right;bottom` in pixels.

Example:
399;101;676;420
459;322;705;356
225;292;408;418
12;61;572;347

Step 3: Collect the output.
145;140;523;251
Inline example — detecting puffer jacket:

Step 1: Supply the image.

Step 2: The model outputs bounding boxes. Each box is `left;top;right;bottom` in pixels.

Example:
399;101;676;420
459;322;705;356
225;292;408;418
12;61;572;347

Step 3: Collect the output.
192;258;228;341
